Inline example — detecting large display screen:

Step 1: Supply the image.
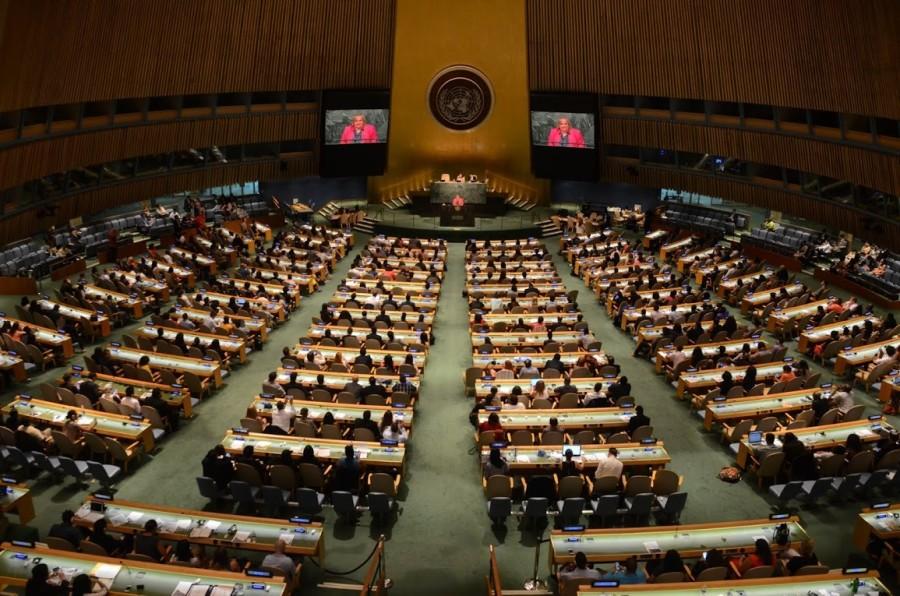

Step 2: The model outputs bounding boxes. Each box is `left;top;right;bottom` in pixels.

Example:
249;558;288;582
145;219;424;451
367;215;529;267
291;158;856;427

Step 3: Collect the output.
530;111;595;149
323;109;389;145
320;90;390;177
530;93;599;181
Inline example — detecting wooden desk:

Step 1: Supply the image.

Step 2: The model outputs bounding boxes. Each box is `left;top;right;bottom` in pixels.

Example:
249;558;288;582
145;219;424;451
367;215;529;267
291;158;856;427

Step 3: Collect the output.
702;387;822;430
193;237;238;266
307;324;425;345
274;368;417;395
196;290;287;322
0;482;34;524
329;291;437;311
174;306;269;342
468;271;560;284
676;361;789;398
474;376;618;398
168;246;217;274
471;350;605;369
144;258;195;289
550;516;807;567
69;369;194;418
36;299;111;337
740;282;805;314
220;277;301;303
766;299;829;332
834;337;900;375
244;266;318;295
488;443;669;475
471;330;582;348
853;503;900;551
659;237;696;260
0;544;288;596
471;312;581;326
693;258;742;285
344;277;440;295
249;396;413;429
655;337;766;374
0;352;26;382
797;315;881;352
2;397;155;451
716;269;773;298
736;418;892;469
73;498;323;559
676;247;714;273
637;320;714;344
879;374;900;404
83;285;144;319
642;230;666;249
292;343;427;368
620;302;708;331
606;287;688;316
575;572;886;595
466;281;566;297
0;314;74;358
329;306;434;327
107;345;223;388
351;266;445;282
477;407;634;431
135;324;248;364
113;271;171;301
471;238;544;249
221;430;405;470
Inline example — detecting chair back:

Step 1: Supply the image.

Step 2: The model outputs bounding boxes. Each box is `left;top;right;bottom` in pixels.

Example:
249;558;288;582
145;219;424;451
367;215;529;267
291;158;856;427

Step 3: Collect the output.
653;571;685;583
541;430;565;445
845;450;874;474
79;540;109;556
51;430;81;458
557;475;583;499
631;425;653;442
742;565;774;579
300;463;325;490
625;475;651;496
651;469;680;496
234;462;263;486
757;452;785;478
695;566;728;581
842;404;865;422
369;472;397;497
44;536;76;551
268;464;297;493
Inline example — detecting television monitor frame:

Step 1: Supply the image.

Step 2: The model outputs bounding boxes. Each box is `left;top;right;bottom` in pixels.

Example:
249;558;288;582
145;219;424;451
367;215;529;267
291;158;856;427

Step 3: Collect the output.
319;89;390;177
530;92;599;181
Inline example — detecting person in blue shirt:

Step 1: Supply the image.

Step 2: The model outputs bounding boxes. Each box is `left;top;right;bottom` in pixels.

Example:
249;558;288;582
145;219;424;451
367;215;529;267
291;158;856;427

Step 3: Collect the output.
602;556;646;585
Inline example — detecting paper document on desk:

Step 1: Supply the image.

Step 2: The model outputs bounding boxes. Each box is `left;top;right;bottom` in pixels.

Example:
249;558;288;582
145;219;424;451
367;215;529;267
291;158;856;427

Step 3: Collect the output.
188;585;212;596
205;520;222;531
209;586;235;596
516;454;529;463
126;511;144;524
176;519;193;531
160;520;178;534
279;532;295;545
643;541;661;554
232;530;251;543
171;581;193;596
190;526;213;538
91;563;121;580
315;448;330;458
78;510;105;524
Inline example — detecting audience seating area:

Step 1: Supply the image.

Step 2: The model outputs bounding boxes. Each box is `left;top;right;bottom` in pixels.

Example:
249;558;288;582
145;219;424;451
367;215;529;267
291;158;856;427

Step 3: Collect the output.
661;203;743;237
743;223;822;256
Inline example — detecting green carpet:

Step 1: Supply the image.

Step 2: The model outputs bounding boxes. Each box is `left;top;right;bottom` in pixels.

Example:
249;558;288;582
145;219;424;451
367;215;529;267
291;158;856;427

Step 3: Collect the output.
0;234;895;595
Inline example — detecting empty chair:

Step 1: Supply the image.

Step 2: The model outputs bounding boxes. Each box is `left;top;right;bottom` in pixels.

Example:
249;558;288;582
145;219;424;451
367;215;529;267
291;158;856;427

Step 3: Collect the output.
31;451;62;480
653;570;686;583
630;425;653;442
845;451;875;474
197;476;231;503
741;565;775;579
842;404;866;422
798;477;833;506
651;470;681;496
624;492;654;526
57;456;90;486
755;452;785;488
296;487;325;515
754;417;779;433
86;460;122;488
832;473;861;501
520;497;549;528
817;408;840;425
556;498;585;527
487;497;512;526
572;430;596;445
623;475;651;496
229;480;260;510
590;494;621;527
260;485;292;517
655;491;687;525
368;491;396;525
332;490;360;523
606;432;631;444
43;536;77;551
541;430;565;445
695;566;728;581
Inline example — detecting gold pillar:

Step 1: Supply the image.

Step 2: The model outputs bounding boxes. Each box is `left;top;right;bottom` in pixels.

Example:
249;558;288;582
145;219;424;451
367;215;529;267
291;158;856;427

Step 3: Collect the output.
372;0;543;200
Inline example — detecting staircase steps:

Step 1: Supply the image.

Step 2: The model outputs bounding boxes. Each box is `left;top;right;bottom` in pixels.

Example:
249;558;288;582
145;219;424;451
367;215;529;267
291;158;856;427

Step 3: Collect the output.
537;219;562;238
354;217;378;234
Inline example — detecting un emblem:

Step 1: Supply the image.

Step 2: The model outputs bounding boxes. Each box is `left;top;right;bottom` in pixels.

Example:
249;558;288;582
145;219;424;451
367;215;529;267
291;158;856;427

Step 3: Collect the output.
428;66;493;131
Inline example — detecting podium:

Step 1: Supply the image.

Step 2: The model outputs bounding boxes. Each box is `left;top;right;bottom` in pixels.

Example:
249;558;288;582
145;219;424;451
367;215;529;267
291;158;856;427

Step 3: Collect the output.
440;203;475;227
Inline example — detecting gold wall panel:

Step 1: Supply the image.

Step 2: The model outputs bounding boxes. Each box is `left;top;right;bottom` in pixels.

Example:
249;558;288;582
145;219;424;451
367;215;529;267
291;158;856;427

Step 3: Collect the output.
375;0;544;199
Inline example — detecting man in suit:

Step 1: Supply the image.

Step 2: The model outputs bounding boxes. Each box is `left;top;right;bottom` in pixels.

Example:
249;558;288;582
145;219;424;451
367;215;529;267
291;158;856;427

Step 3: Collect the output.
607;376;632;401
343;376;363;400
626;405;650;435
355;347;373;368
262;371;286;396
364;376;388;400
77;372;101;404
339;115;379;144
546;117;586;148
353;410;381;439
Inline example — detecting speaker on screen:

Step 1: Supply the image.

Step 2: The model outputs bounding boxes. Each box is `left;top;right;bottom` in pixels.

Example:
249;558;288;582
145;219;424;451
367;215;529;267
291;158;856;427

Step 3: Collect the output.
320;90;390;177
530;92;599;181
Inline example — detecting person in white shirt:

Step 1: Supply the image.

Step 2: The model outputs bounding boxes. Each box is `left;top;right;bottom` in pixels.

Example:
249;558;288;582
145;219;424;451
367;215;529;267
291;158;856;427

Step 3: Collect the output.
381;422;408;443
261;540;297;579
503;395;527;410
830;385;855;414
593;447;624;480
558;552;603;588
873;345;897;366
119;388;142;414
271;400;294;432
579;329;596;350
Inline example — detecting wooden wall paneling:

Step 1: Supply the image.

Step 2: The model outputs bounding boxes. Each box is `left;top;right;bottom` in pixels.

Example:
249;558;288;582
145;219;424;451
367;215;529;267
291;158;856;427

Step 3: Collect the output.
0;155;316;245
526;0;900;119
602;158;900;251
601;118;900;195
0;0;396;111
0;111;320;190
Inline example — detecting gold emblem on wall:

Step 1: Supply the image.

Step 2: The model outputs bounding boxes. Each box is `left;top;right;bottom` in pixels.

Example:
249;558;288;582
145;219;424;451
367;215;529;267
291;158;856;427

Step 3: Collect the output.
427;66;493;131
